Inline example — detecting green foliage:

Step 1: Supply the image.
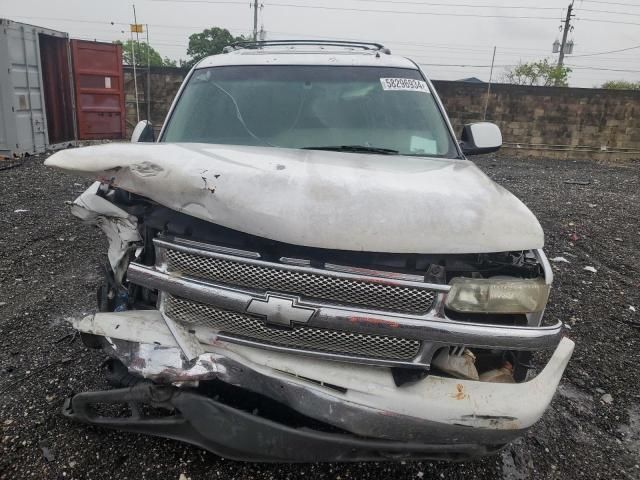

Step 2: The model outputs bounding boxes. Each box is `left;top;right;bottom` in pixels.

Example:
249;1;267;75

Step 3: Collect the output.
503;59;571;87
601;80;640;90
162;57;178;67
120;40;160;66
184;27;246;68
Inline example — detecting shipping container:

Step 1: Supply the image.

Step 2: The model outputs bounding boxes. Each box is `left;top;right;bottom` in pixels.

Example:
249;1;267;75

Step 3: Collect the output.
0;19;73;157
0;19;126;158
71;40;126;140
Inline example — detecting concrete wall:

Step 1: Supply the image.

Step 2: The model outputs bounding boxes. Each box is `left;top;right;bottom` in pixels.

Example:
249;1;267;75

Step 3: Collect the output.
123;66;640;160
432;81;640;161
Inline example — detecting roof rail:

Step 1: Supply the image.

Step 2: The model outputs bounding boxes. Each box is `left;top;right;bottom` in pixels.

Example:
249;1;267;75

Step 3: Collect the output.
226;39;391;54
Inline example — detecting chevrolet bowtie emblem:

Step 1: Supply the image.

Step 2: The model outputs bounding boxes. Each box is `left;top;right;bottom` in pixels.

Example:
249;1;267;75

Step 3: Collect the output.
246;295;316;328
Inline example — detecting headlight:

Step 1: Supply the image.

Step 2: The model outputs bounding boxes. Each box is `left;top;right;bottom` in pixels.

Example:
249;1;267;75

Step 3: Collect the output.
445;277;550;314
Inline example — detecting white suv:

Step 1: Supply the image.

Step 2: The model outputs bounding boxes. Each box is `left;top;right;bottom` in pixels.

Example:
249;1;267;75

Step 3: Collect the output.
47;40;573;462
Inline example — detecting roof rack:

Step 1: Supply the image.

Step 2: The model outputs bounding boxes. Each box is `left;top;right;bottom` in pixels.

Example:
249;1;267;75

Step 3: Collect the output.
226;39;391;54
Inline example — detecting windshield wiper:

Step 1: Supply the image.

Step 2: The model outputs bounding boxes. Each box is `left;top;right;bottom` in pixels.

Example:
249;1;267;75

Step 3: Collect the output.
303;145;399;155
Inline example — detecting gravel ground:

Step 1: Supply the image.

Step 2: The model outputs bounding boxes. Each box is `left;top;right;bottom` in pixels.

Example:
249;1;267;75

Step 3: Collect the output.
0;152;639;480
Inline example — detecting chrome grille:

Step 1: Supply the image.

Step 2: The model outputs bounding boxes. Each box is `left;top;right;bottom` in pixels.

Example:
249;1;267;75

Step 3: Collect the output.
164;295;421;361
164;248;435;314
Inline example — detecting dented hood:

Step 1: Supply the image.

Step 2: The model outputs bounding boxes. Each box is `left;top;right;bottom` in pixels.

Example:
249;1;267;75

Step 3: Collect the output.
45;143;544;253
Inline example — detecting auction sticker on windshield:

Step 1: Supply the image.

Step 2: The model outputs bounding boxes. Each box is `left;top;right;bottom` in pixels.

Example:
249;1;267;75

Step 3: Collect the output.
380;78;429;92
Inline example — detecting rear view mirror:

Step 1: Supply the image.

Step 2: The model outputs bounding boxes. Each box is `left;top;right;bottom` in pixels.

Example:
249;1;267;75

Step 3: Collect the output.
460;122;502;156
131;120;155;143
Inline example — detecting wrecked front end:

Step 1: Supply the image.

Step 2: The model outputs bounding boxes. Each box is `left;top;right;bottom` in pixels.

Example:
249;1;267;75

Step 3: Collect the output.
47;145;573;462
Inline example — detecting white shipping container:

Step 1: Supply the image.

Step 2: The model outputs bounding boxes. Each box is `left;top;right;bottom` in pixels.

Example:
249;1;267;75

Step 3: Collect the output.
0;19;68;157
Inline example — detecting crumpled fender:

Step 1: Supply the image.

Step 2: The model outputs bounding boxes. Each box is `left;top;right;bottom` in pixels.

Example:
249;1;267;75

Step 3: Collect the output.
72;181;141;284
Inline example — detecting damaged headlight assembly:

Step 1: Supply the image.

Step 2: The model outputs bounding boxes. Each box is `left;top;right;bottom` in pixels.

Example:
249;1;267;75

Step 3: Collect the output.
445;277;550;314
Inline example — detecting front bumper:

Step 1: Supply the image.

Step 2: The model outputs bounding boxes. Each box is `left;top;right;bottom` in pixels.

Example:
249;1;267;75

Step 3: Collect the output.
63;384;503;462
67;310;574;461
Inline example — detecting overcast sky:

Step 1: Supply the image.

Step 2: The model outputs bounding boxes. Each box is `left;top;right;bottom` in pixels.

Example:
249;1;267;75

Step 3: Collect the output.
3;0;640;87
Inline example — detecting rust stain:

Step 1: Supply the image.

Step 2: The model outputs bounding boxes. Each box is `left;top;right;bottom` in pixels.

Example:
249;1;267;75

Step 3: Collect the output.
454;383;467;400
348;315;399;328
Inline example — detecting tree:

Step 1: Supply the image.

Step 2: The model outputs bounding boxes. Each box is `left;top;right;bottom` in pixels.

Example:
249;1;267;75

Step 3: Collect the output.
119;40;175;67
162;57;178;67
184;27;246;68
503;59;571;87
601;80;640;90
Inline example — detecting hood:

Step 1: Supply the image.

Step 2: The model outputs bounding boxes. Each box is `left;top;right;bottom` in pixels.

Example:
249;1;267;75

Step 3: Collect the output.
45;143;544;254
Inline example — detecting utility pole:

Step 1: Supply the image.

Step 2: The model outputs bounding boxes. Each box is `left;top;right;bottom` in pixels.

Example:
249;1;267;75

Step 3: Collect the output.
483;46;496;121
557;1;574;69
130;28;140;123
133;5;142;121
252;0;259;41
131;5;140;123
146;24;151;123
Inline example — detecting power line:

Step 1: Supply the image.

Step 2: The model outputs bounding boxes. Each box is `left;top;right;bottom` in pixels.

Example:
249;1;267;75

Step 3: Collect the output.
419;63;513;68
581;0;640;6
566;65;640;72
272;0;564;10
570;44;640;57
151;0;560;20
578;16;640;25
580;7;640;15
150;0;564;9
8;13;640;74
5;14;557;54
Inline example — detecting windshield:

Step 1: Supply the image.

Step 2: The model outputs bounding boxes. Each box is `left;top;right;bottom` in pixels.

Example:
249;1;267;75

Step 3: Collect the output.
162;65;459;158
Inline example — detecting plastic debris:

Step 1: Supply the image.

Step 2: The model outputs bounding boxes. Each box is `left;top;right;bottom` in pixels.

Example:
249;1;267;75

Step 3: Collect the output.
479;362;515;383
551;256;570;263
614;238;623;242
13;209;29;213
630;306;637;313
39;440;55;462
601;393;613;404
569;233;579;241
584;266;597;273
432;347;479;380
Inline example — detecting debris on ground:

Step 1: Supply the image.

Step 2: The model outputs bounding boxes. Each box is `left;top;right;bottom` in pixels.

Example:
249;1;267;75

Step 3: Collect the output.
563;180;591;185
601;394;614;405
583;266;597;273
551;256;570;263
39;440;55;462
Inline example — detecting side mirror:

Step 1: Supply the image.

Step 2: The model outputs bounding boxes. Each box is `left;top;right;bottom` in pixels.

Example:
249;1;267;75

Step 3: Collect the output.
460;122;502;156
131;120;155;143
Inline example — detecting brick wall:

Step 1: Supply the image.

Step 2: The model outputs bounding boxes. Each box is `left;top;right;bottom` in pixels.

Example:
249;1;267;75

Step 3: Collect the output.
124;67;640;160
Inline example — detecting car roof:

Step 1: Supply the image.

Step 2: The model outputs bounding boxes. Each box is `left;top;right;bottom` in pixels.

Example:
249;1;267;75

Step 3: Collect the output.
195;46;419;70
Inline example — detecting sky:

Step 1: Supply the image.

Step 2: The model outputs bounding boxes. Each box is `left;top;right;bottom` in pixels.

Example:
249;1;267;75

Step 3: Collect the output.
2;0;640;87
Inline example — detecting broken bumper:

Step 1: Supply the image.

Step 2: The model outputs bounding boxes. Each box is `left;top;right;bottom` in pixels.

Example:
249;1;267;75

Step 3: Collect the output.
62;384;503;462
66;309;574;461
